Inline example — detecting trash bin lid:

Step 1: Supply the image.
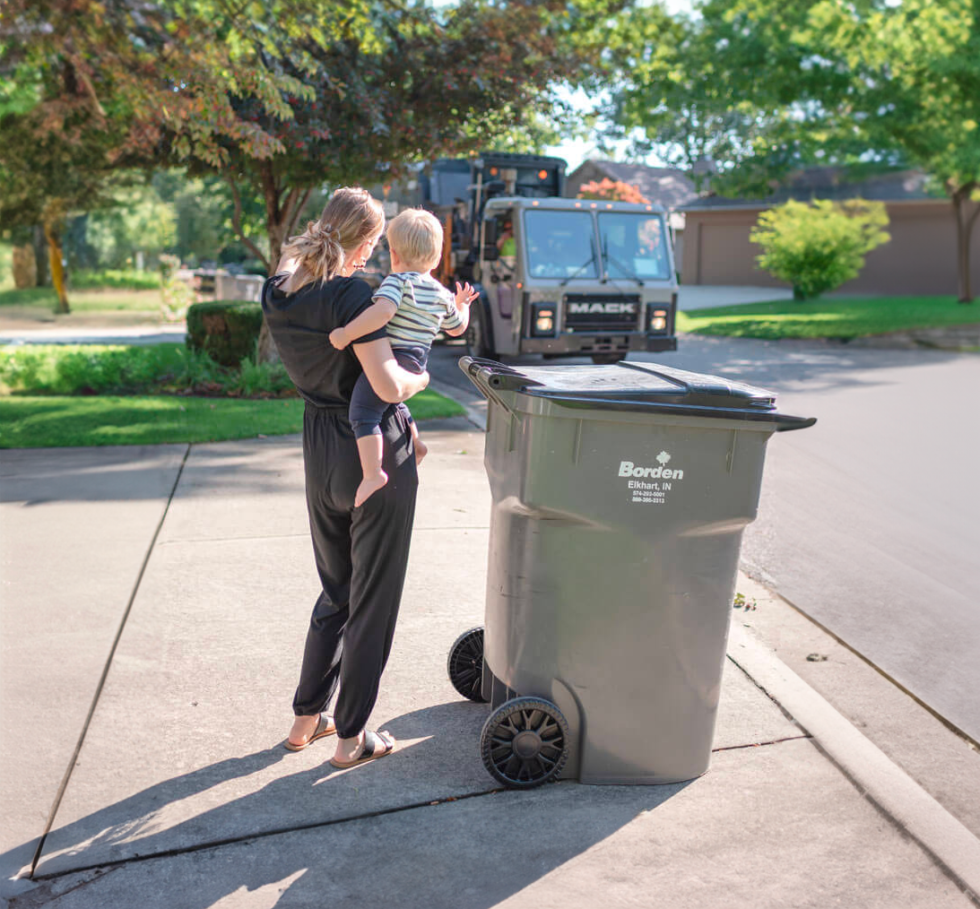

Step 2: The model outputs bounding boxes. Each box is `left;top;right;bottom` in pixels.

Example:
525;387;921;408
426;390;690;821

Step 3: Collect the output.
461;358;816;430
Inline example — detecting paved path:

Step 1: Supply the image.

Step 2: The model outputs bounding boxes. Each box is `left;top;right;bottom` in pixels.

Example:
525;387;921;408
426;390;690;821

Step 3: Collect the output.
3;423;980;908
429;338;980;747
0;428;980;909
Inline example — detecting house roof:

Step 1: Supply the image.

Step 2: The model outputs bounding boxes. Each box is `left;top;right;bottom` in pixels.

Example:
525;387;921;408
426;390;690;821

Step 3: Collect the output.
568;160;699;210
679;168;937;211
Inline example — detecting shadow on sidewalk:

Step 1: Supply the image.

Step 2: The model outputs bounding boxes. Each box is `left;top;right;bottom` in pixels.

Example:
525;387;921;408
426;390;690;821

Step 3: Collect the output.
9;700;693;908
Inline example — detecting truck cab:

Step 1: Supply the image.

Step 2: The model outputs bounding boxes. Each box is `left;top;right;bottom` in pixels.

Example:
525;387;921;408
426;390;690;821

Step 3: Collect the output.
469;196;678;364
423;152;678;364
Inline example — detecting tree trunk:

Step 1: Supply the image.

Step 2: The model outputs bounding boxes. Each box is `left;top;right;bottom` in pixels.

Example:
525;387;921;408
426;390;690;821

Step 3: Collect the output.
11;244;37;289
951;181;979;304
33;225;49;287
255;166;312;364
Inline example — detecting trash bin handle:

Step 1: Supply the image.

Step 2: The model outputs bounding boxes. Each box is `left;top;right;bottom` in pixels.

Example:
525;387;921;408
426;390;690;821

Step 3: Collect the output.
459;356;544;395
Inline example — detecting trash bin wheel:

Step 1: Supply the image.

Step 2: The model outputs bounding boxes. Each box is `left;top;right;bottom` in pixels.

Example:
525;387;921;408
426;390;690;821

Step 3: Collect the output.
447;626;488;702
480;697;570;789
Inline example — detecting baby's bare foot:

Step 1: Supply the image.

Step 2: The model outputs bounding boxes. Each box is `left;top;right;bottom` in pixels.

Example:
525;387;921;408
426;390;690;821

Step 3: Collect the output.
414;438;428;466
354;471;388;507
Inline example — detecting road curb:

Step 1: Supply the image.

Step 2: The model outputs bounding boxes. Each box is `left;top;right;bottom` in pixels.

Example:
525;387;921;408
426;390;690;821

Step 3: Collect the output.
428;377;486;431
728;622;980;901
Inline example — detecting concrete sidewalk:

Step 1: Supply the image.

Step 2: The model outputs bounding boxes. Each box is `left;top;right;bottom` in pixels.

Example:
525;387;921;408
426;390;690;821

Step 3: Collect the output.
2;421;979;908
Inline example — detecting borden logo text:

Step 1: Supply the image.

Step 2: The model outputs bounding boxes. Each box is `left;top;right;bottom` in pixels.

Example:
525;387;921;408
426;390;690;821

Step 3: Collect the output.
618;460;684;480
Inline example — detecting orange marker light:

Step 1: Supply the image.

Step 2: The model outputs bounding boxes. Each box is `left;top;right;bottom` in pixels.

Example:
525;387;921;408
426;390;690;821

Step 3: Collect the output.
517;282;523;289
490;167;498;176
538;170;548;180
574;202;582;208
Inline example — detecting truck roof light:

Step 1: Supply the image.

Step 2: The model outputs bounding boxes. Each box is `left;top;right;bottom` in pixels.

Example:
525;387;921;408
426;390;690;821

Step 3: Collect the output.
590;203;597;208
532;200;539;206
538;170;548;179
646;205;652;211
606;203;613;209
574;202;582;207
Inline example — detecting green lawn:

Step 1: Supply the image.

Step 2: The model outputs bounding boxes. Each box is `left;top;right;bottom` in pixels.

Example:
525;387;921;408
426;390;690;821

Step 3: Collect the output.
0;285;162;313
0;389;464;448
677;296;980;340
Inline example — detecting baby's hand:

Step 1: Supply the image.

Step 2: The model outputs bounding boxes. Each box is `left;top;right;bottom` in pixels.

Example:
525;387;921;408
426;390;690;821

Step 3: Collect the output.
454;281;478;310
329;327;349;350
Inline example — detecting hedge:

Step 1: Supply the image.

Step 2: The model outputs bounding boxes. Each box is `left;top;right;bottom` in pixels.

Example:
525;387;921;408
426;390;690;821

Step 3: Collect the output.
186;300;264;366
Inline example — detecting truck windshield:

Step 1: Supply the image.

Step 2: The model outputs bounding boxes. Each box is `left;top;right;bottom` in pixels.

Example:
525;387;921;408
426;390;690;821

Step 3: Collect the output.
523;210;598;279
597;213;671;281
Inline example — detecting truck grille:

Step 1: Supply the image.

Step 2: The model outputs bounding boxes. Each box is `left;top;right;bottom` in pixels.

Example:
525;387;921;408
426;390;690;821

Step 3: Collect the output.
563;294;641;332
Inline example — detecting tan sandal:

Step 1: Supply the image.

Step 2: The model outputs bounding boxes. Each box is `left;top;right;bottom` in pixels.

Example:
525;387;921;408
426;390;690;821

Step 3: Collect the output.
284;714;336;752
329;731;395;769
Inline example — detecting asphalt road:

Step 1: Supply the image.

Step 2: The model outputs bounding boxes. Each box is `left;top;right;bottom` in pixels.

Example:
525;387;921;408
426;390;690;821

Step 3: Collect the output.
428;336;980;745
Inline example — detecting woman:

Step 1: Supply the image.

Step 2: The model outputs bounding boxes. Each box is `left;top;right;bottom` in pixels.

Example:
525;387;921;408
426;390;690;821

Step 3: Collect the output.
262;187;428;768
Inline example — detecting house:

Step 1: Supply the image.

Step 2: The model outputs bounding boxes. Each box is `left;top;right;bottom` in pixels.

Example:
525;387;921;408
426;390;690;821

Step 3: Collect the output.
566;160;698;272
679;168;978;295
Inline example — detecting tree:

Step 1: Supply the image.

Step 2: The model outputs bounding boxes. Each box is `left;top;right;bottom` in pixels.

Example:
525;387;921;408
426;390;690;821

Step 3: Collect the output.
577;178;650;204
605;2;834;194
798;0;980;302
0;101;122;312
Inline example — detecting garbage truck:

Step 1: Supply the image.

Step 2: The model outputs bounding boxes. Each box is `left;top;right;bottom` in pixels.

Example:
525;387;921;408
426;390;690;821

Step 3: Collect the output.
420;152;679;365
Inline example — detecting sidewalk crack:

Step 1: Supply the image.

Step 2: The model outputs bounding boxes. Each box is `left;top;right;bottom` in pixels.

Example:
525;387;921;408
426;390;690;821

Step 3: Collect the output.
28;444;193;880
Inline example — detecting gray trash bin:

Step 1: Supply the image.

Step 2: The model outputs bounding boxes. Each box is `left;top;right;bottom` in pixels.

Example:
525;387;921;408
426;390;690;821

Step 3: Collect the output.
447;357;815;789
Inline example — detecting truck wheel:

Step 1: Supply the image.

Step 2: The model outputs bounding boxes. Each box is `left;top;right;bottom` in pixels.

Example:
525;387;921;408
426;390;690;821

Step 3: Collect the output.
466;302;495;359
591;353;627;365
447;626;488;702
480;697;570;788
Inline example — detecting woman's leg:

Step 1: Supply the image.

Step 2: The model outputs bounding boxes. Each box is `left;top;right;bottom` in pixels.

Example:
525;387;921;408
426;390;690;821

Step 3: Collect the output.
288;408;357;743
331;406;418;758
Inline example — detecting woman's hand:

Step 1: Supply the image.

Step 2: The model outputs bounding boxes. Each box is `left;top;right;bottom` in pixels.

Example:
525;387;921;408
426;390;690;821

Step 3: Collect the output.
353;339;429;403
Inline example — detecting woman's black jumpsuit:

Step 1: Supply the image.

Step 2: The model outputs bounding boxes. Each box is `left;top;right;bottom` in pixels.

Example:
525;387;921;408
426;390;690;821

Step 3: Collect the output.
262;275;418;739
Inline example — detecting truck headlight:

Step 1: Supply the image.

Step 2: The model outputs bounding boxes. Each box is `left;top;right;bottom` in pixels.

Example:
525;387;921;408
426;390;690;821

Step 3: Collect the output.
648;308;668;333
532;303;556;337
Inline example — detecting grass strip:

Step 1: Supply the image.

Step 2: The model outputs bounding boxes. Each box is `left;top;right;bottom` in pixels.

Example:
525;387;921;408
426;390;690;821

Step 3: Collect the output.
677;295;980;340
0;390;464;449
0;286;162;312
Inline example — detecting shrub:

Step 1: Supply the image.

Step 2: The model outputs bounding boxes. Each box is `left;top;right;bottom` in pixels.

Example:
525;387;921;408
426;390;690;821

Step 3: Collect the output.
750;199;890;300
0;343;297;398
186;300;264;366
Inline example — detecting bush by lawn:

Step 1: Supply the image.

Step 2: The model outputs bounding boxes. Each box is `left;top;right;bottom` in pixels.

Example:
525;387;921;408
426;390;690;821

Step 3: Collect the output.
0;389;464;448
677;295;980;340
0;343;297;397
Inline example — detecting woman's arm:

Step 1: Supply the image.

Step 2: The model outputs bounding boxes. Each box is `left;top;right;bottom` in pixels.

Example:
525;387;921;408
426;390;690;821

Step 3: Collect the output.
353;338;429;403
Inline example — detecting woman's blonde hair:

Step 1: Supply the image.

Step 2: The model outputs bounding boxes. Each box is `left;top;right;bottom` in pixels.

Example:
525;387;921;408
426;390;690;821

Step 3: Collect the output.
279;187;385;292
386;208;444;272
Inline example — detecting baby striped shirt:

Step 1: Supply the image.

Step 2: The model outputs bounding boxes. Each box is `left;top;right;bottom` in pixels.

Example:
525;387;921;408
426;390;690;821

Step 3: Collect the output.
373;272;464;351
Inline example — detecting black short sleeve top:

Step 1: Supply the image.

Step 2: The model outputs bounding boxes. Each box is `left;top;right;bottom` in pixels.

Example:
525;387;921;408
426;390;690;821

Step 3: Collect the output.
261;274;387;408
